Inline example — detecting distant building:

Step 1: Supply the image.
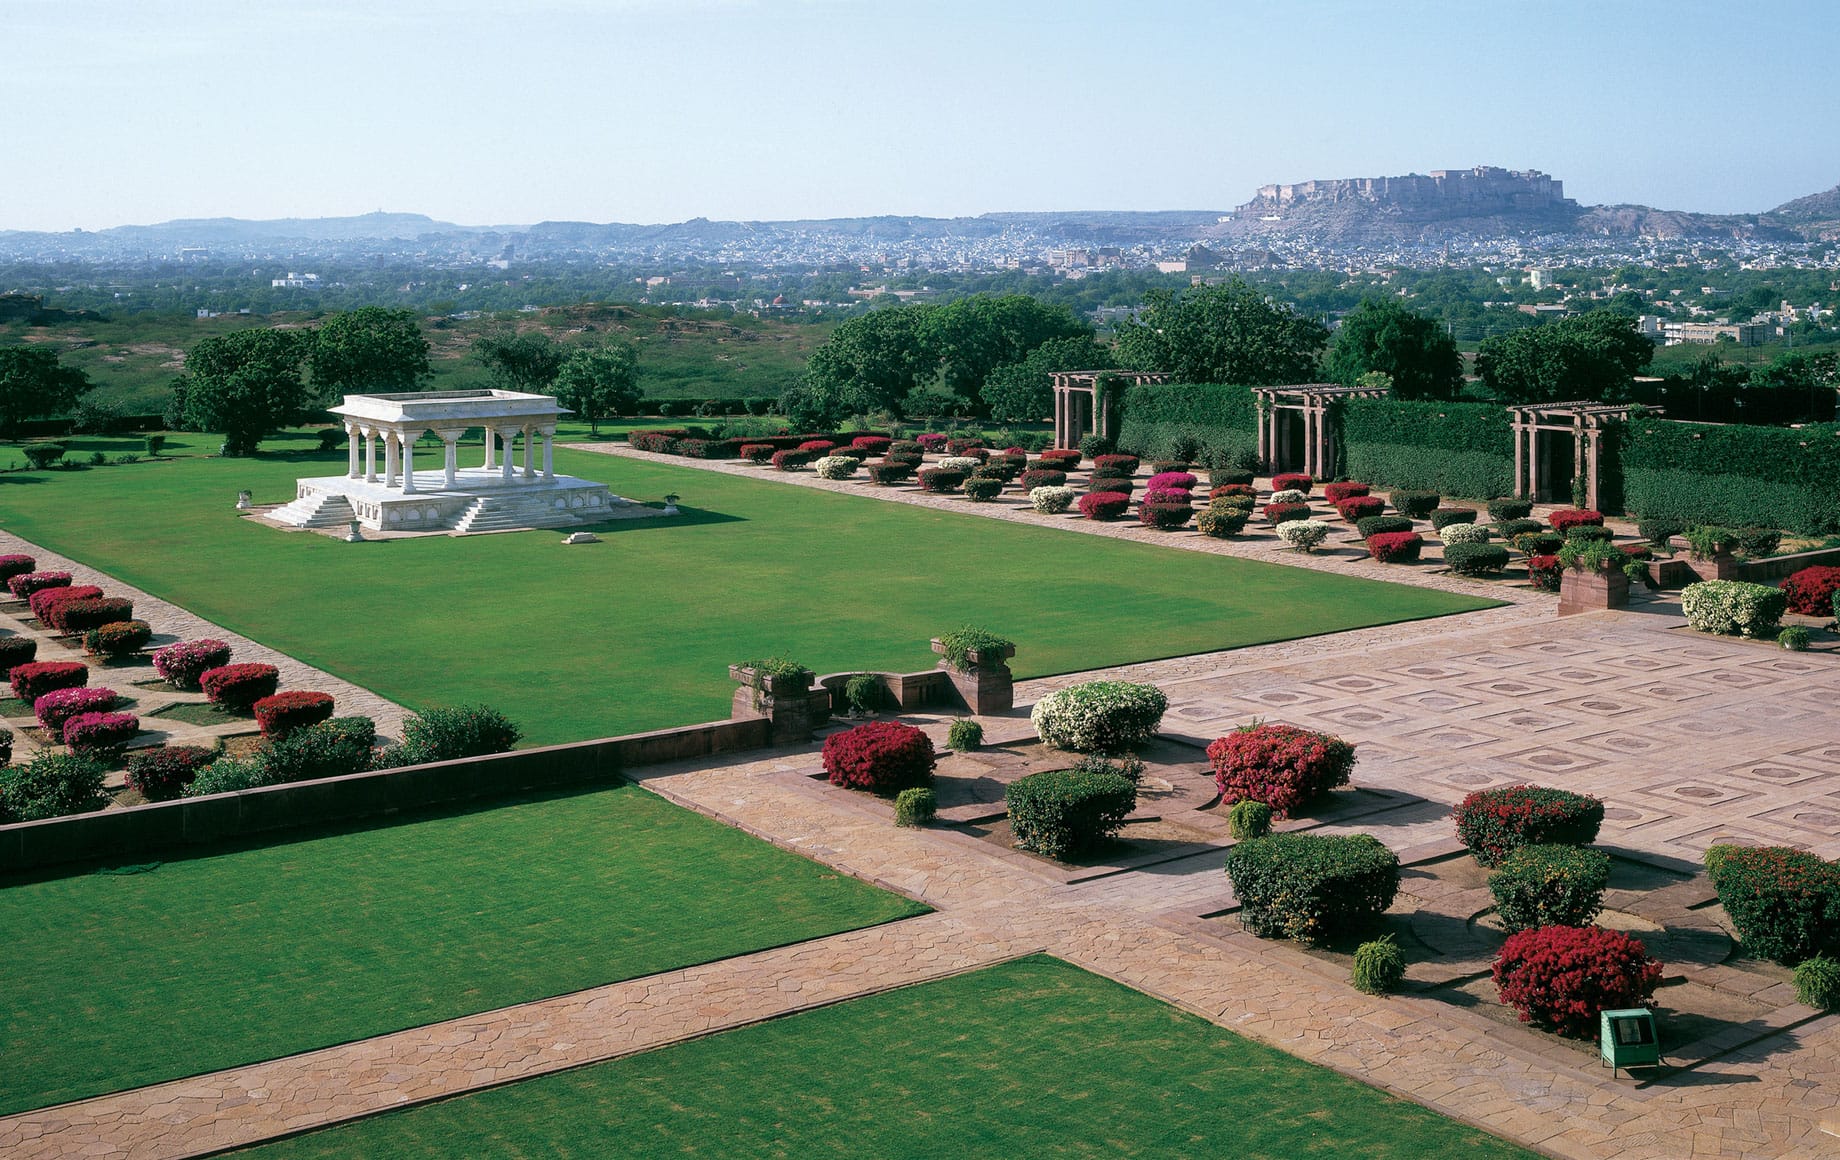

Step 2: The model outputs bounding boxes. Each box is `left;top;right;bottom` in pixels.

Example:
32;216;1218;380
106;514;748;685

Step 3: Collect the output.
271;272;320;289
1528;268;1552;290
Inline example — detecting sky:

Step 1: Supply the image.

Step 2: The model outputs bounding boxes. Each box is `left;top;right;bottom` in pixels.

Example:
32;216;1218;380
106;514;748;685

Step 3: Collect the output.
3;0;1835;232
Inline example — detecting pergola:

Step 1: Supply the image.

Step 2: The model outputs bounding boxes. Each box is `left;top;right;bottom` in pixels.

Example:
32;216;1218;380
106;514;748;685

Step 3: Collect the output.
1251;383;1391;479
329;390;568;494
1507;402;1648;510
1049;371;1170;448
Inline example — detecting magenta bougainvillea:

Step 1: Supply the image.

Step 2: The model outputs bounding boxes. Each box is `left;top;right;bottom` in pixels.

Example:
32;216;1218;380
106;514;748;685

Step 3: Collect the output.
152;639;233;689
253;690;337;738
1366;531;1423;563
1548;508;1605;533
199;663;281;710
9;660;88;703
1322;481;1370;504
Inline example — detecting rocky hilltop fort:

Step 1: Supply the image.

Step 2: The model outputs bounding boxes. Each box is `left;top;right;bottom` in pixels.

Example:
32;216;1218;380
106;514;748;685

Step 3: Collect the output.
1237;166;1576;219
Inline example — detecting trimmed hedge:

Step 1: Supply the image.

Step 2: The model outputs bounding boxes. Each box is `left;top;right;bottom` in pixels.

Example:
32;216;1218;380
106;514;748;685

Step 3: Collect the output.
1680;580;1787;638
1114;383;1260;468
1224;832;1401;944
0;635;37;676
1440;522;1491;545
865;461;913;485
1493;925;1662;1039
1489;845;1611;932
7;571;71;600
1389;489;1441;519
1030;680;1167;753
0;554;35;584
821;720;936;794
962;476;1003;501
1271;472;1313;494
1265;501;1310;525
1019;468;1067;491
917;467;965;494
1005;767;1137;859
1029;485;1076;514
1339;398;1515;500
31;584;103;626
253;691;337;738
1488;497;1533;521
1549;508;1604;533
1196;505;1250;537
1622;418;1840;535
1336;496;1387;522
199;663;281;710
398;704;521;763
1429;507;1478;530
1078;492;1131;520
1444;542;1511;577
1322;481;1370;504
893;786;937;827
1276;519;1330;552
1355;515;1414;538
1207;722;1355;818
1366;531;1423;563
53;596;134;635
64;711;139;755
1454;784;1604;867
84;620;152;659
152;639;232;689
1139;501;1192;530
10;660;88;703
34;686;118;733
1705;844;1840;964
260;716;378;783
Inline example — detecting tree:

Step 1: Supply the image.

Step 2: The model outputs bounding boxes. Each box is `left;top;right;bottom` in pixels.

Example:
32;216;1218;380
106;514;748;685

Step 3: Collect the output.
311;307;431;401
981;335;1115;423
473;332;564;394
919;294;1091;400
552;343;641;434
1113;278;1329;385
182;328;316;455
802;304;938;416
1324;298;1463;400
1475;310;1654;404
0;346;92;438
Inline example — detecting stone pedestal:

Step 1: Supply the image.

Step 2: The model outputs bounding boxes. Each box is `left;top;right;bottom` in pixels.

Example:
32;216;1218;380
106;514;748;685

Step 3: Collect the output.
729;667;829;744
931;639;1016;715
1558;569;1630;617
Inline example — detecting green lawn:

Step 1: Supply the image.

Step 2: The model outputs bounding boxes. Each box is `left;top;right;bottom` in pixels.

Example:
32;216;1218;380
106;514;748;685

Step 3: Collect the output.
0;438;1497;745
0;784;925;1115
238;955;1536;1160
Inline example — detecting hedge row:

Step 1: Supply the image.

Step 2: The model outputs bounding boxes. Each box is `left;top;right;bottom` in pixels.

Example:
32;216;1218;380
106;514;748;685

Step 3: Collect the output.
1338;399;1515;500
1620;419;1840;535
1114;383;1259;468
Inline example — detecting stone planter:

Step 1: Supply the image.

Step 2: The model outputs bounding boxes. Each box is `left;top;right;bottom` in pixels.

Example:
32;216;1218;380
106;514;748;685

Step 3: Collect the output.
728;665;826;743
1558;568;1630;617
930;638;1016;715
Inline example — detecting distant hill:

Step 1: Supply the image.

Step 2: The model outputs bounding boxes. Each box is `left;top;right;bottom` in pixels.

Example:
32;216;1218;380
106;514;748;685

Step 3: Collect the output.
1767;184;1840;239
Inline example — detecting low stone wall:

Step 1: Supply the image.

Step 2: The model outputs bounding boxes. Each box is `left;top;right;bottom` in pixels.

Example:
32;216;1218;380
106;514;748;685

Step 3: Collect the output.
1653;545;1840;589
1736;546;1840;584
0;715;770;875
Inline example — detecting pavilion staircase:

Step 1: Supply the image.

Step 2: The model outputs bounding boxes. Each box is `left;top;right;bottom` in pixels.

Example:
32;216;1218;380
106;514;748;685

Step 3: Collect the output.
268;491;357;530
451;492;583;535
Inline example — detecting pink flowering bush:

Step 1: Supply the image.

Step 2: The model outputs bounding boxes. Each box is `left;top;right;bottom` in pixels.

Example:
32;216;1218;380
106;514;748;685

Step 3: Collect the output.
10;660;88;702
153;639;233;690
7;571;71;600
64;711;140;756
34;686;119;733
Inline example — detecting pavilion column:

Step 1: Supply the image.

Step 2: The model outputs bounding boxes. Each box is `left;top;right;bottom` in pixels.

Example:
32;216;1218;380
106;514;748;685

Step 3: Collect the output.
401;432;418;494
363;427;378;483
541;428;555;480
383;433;400;488
500;429;517;482
346;424;360;478
440;431;461;489
482;427;496;470
522;425;536;479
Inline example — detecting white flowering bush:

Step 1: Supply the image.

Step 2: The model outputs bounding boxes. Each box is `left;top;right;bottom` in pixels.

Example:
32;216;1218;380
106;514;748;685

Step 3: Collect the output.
1030;485;1076;514
1680;580;1787;638
1031;680;1168;753
1268;488;1307;505
1277;519;1331;552
937;456;983;472
1440;522;1491;544
813;456;862;480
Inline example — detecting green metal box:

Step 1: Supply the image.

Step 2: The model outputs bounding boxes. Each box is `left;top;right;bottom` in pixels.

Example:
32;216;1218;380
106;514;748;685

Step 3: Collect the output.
1600;1007;1659;1074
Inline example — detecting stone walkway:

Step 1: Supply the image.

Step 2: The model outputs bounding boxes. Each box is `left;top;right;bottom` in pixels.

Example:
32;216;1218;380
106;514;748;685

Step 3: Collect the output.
5;600;1836;1159
0;529;409;742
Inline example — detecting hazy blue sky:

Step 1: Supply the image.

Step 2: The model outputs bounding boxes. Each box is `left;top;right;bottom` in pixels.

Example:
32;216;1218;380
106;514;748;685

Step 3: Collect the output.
4;0;1834;230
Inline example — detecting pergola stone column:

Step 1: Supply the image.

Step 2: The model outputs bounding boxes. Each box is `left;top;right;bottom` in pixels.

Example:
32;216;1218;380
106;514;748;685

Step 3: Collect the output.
400;429;421;494
1252;384;1391;478
1508;402;1647;510
382;432;400;488
1048;371;1171;448
521;424;536;480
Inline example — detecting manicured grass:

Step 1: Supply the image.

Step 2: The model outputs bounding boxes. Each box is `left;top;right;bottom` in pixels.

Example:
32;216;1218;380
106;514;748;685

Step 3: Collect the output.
238;955;1537;1159
0;440;1497;744
0;784;925;1115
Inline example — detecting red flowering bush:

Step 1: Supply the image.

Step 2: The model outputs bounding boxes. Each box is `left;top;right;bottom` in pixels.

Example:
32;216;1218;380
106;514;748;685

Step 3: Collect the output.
1336;496;1387;522
1366;531;1423;563
626;430;678;453
0;635;38;676
1142;486;1192;506
51;597;134;635
849;435;892;455
200;663;281;710
34;686;119;733
1549;508;1605;533
1093;453;1140;476
152;639;232;689
30;584;102;625
945;437;986;456
916;432;948;451
865;461;913;485
739;442;776;464
771;449;813;471
1704;845;1840;964
64;711;140;756
821;719;936;794
1138;502;1192;530
1780;566;1840;616
1271;472;1313;493
253;690;337;738
1618;543;1653;562
1088;476;1134;496
1265;501;1311;525
125;745;216;802
0;554;35;584
1019;468;1067;491
918;467;966;493
1038;448;1082;468
1146;471;1198;491
1527;554;1563;592
1453;784;1604;866
1322;481;1370;504
10;660;88;703
1493;925;1662;1038
8;571;71;600
1209;483;1254;500
1208;723;1356;818
1078;491;1131;520
798;439;837;454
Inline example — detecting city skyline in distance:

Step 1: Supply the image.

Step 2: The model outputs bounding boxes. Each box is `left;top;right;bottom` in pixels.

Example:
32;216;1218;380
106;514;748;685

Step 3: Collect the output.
5;0;1836;233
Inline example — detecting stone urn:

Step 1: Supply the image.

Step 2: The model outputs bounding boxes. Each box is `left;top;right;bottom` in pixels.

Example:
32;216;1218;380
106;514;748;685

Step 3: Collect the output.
930;638;1016;715
1557;567;1630;616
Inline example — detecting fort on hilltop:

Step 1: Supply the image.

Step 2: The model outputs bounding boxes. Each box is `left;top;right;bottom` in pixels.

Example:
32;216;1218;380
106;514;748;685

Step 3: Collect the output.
1237;166;1577;218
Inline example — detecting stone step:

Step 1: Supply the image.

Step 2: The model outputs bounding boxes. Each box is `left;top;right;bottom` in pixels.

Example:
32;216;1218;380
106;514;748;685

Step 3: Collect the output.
451;495;583;535
269;492;357;529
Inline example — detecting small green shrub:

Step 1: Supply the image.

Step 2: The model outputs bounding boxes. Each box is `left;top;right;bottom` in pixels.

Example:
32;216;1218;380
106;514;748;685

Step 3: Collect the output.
1705;844;1840;964
398;704;522;763
962;476;1003;501
1429;507;1478;531
1680;580;1788;638
1355;515;1415;538
21;444;66;470
1488;844;1611;932
1196;505;1250;537
1487;497;1534;521
1638;515;1686;547
1006;767;1137;859
1030;680;1167;753
842;673;884;715
1794;955;1840;1010
186;758;275;796
144;434;166;457
1226;799;1273;840
1495;517;1545;541
946;718;984;751
1078;434;1113;458
1223;832;1400;944
937;625;1013;669
0;751;108;822
1389;489;1440;518
1066;752;1144;783
1778;626;1811;652
894;786;937;828
1444;543;1511;577
259;717;378;783
1352;935;1407;994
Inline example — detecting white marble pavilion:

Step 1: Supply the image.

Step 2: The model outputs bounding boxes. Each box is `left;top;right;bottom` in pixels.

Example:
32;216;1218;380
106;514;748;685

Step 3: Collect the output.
268;390;659;534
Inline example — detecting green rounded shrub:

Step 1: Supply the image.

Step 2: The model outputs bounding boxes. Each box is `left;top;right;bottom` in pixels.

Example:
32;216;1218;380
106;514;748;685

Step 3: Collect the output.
1495;518;1545;541
1429;507;1478;531
1352;935;1407;994
946;718;984;751
894;786;937;828
259;717;378;783
1488;844;1611;932
1355;515;1414;538
1006;767;1137;859
1196;506;1250;538
398;704;522;764
1487;498;1533;521
1226;799;1273;840
1705;844;1840;964
1778;626;1811;652
1794;955;1840;1010
1389;489;1440;518
186;758;275;796
1223;832;1400;944
962;476;1003;501
1444;542;1511;577
0;751;108;822
1029;680;1167;753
